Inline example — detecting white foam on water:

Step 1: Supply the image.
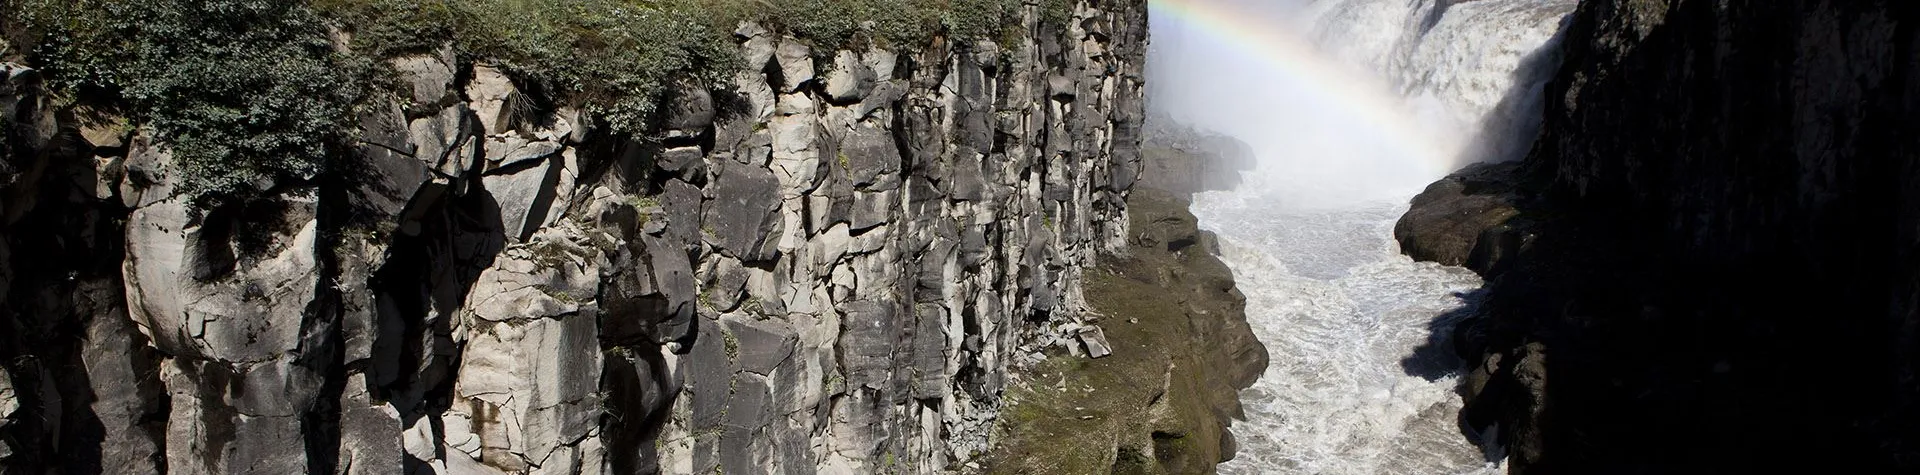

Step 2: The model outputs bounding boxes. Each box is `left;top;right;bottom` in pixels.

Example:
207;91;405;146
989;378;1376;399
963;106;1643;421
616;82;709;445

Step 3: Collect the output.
1153;0;1580;473
1195;191;1497;475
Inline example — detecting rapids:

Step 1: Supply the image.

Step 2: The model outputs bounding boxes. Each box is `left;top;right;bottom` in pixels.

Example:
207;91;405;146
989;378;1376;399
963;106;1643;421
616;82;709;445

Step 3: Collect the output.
1149;0;1577;472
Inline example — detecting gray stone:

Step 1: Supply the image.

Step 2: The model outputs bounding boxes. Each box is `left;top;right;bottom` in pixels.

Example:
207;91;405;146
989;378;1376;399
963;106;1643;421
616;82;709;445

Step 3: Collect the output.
491;137;563;170
352;107;431;218
450;309;602;472
720;316;795;377
854;80;907;119
658;146;706;174
839;301;897;390
666;86;717;134
704;161;782;261
850;189;895;231
690;317;734;432
0;368;14;461
409;103;478;179
738;22;777;70
910;303;949;398
482;156;559;242
464;242;597;323
74;278;166;473
335;373;402;475
46;6;1163;472
823;50;877;104
118;135;177;209
1079;326;1112;359
841;124;901;190
660;178;703;245
960;225;989;268
948;148;988;201
391;52;456;106
467;65;521;135
850;224;891;255
720;372;772;475
775;39;816;93
708;255;749;312
643;233;698;342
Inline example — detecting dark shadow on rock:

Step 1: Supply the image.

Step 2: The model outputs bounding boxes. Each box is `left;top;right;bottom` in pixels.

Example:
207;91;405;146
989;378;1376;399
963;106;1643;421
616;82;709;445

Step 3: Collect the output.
369;182;506;428
1400;289;1488;382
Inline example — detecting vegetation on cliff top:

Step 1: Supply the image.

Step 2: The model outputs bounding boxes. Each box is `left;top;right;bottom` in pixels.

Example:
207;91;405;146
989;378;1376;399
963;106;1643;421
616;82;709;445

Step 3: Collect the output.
1;0;1070;202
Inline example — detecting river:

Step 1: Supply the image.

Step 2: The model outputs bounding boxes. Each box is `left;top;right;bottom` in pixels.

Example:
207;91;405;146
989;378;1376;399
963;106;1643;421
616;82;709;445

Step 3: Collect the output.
1149;0;1577;473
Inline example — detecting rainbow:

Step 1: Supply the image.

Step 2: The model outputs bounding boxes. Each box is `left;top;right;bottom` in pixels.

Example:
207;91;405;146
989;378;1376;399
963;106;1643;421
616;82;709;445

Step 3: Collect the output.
1147;0;1457;174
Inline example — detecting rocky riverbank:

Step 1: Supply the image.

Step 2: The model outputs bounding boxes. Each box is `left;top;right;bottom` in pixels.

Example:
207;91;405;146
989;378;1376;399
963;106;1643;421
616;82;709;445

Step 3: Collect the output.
1397;1;1920;473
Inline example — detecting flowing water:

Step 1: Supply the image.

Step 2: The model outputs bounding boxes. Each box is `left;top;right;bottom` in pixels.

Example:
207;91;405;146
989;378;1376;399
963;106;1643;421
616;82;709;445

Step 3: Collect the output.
1149;0;1577;473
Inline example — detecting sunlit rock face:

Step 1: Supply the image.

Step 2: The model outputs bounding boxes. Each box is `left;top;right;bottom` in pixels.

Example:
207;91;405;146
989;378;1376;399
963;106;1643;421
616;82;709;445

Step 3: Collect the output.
1397;1;1920;473
0;1;1151;473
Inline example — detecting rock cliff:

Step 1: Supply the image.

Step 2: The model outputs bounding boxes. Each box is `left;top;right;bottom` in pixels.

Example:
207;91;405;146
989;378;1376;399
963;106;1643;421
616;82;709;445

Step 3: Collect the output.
1396;1;1920;473
0;1;1260;473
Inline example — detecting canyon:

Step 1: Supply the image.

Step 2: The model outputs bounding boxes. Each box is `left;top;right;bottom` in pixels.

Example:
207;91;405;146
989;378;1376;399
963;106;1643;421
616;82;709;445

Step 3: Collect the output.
0;1;1265;473
4;0;1918;473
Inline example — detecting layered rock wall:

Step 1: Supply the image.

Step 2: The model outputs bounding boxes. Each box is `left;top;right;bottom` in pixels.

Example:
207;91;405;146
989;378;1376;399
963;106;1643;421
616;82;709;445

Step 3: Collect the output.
0;1;1157;473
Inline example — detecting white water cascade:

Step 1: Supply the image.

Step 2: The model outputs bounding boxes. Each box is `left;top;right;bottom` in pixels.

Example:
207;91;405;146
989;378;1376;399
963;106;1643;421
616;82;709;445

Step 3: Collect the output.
1148;0;1576;473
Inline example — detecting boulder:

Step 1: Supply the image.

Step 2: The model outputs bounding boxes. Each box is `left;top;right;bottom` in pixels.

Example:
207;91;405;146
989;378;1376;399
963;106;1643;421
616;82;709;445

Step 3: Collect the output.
823;50;877;104
775;39;815;93
390;52;456;106
467;65;521;135
1393;162;1523;270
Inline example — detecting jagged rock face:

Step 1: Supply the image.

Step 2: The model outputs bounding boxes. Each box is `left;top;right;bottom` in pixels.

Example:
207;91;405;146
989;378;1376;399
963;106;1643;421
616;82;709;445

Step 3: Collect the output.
1397;1;1920;473
0;2;1148;474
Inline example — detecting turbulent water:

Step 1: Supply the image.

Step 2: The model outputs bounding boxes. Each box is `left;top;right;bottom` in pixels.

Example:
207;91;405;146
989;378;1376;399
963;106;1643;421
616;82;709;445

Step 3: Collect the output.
1196;194;1494;475
1166;0;1578;473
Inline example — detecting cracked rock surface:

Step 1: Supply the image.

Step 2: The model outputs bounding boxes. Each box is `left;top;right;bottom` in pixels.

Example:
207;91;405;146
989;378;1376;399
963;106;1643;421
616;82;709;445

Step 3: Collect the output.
0;2;1253;474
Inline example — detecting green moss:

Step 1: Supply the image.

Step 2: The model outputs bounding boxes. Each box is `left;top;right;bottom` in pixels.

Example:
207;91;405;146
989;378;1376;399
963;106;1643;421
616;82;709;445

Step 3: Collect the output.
823;371;844;393
1112;445;1153;475
536;284;581;304
527;239;585;270
698;285;716;310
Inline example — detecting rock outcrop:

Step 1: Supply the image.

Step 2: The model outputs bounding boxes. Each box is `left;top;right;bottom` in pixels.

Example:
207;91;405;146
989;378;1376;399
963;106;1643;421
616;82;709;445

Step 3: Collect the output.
981;188;1266;474
0;2;1251;474
1397;1;1920;473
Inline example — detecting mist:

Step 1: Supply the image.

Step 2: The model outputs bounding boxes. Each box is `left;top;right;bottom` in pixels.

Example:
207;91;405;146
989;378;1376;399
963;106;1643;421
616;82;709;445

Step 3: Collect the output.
1147;0;1569;210
1148;1;1453;210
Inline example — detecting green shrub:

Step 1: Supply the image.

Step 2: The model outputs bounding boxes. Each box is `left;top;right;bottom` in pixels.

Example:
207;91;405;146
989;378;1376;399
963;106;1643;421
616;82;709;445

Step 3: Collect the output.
7;0;1081;202
316;0;739;135
9;0;361;201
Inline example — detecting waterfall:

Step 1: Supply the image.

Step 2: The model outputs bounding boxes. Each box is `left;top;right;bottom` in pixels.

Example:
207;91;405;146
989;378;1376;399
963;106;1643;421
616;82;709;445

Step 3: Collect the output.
1148;0;1576;473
